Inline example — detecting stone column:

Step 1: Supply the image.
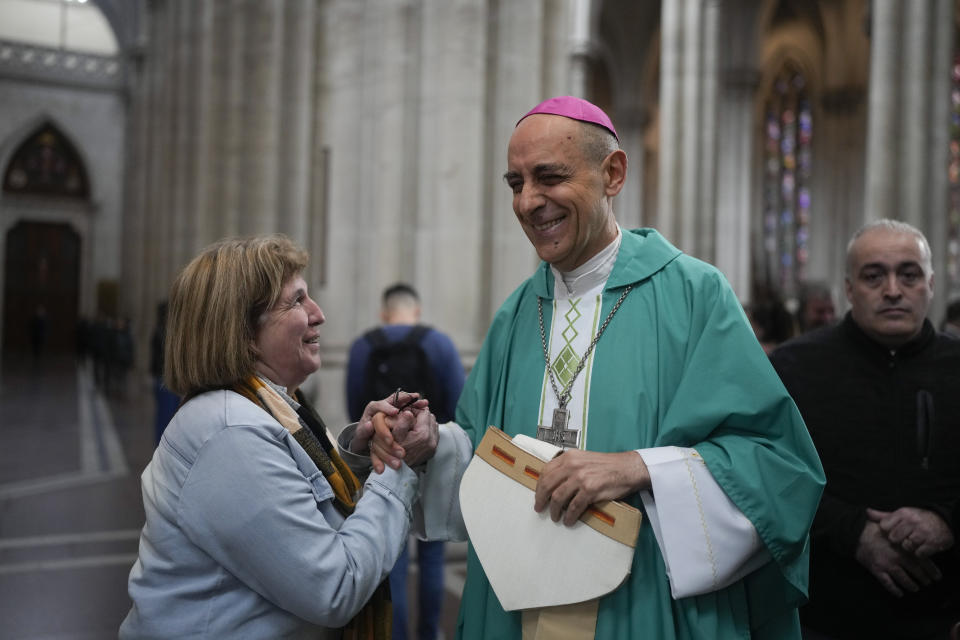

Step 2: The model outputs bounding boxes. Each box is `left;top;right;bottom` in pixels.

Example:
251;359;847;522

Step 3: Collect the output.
813;87;866;297
414;0;488;347
275;0;316;242
319;1;417;343
145;1;175;306
567;0;592;98
862;0;953;320
863;0;902;224
714;67;758;301
168;1;201;275
123;0;320;366
694;0;719;262
657;0;683;244
120;23;150;352
613;107;649;231
922;0;953;323
236;0;283;236
482;1;555;327
657;0;720;259
713;0;761;301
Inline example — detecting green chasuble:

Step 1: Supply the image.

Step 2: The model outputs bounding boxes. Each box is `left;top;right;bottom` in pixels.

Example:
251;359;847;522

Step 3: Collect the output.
454;229;824;640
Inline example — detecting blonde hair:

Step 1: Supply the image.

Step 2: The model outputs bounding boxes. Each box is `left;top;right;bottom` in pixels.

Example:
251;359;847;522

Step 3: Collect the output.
164;234;308;398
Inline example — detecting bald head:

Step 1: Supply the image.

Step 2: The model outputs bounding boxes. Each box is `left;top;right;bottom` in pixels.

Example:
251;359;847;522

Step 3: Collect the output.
845;219;932;277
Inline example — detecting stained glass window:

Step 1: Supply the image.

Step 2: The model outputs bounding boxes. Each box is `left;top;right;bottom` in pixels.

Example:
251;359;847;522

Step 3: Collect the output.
2;123;90;198
760;62;812;301
947;52;960;298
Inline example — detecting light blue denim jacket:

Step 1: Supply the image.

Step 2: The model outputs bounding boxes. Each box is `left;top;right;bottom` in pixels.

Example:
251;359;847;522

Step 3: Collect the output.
120;389;419;639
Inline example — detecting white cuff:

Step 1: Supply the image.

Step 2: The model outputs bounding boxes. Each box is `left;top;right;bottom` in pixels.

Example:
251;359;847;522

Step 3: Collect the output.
637;446;769;598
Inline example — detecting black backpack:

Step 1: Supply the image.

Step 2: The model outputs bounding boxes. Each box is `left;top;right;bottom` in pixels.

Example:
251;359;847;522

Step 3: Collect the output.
362;325;443;416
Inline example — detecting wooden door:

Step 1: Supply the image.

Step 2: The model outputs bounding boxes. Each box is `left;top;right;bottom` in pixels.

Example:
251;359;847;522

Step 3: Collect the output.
3;221;80;355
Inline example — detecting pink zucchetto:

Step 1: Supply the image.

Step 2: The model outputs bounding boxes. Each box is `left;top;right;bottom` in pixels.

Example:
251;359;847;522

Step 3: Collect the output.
517;96;619;142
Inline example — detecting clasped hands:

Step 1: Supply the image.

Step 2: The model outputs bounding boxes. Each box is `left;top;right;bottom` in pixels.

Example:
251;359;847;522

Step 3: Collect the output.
855;506;955;597
352;397;652;526
350;391;439;473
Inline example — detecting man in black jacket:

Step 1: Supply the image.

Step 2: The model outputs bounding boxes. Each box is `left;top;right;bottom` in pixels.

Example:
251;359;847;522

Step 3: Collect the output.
771;219;960;639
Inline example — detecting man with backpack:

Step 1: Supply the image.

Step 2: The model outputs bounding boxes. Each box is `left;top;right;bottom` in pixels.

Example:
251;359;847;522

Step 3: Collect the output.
345;282;465;640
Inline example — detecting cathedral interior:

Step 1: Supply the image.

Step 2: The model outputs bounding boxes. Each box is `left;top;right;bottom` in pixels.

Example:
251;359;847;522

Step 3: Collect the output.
1;0;959;636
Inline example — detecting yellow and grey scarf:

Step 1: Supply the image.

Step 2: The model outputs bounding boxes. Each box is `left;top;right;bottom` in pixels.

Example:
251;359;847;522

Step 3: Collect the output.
234;376;391;640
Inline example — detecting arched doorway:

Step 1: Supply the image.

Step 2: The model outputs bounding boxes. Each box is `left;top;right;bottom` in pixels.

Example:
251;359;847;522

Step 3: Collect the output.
1;121;90;356
2;221;80;355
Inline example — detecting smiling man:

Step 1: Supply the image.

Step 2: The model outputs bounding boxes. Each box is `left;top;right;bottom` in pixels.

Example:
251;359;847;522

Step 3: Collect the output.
431;96;825;640
771;220;960;639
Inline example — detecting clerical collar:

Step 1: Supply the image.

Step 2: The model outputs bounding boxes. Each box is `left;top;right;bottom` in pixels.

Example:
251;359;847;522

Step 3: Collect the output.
551;227;623;299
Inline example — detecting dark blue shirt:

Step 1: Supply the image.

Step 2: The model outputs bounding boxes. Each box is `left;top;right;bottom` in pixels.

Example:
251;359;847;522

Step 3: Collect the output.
345;324;465;423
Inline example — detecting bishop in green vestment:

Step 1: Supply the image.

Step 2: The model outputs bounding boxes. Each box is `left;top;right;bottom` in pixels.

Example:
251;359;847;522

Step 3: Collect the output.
349;97;824;640
454;226;824;639
451;97;824;639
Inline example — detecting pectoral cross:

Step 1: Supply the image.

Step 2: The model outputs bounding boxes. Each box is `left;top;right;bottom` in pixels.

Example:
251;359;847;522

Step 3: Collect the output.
536;408;579;449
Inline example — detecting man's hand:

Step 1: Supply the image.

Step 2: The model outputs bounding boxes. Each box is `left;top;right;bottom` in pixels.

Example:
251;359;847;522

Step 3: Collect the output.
352;392;426;473
394;407;439;468
533;450;650;526
854;520;942;597
867;507;955;558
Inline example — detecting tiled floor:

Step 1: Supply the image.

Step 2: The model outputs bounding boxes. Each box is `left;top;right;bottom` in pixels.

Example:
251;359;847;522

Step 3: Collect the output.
0;354;465;639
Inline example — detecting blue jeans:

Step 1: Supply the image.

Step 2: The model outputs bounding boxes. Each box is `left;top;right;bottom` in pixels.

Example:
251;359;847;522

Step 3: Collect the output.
389;538;445;640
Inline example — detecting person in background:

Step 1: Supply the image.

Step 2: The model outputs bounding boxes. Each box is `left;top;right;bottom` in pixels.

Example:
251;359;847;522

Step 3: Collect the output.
797;281;836;334
941;298;960;338
346;282;465;640
748;286;796;354
121;234;439;639
150;301;179;444
771;219;960;639
109;316;134;397
29;304;47;359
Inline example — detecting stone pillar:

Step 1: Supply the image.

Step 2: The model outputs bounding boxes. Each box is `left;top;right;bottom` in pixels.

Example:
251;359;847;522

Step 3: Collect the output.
657;0;720;259
319;1;419;342
481;1;559;327
123;0;320;368
657;0;683;244
712;0;761;301
714;67;758;300
813;86;867;298
415;0;488;346
863;0;900;224
862;0;953;321
567;0;592;98
120;22;150;354
275;0;316;242
145;1;175;308
923;0;953;323
899;1;929;230
237;0;283;236
613;107;648;231
695;0;719;262
168;1;201;275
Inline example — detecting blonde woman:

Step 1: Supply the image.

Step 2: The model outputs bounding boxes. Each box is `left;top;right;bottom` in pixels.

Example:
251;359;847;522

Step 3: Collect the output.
121;234;436;639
